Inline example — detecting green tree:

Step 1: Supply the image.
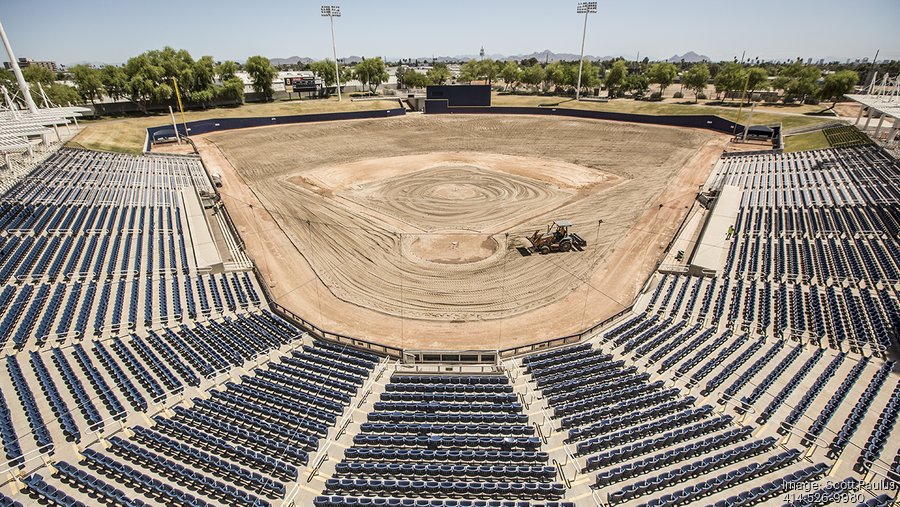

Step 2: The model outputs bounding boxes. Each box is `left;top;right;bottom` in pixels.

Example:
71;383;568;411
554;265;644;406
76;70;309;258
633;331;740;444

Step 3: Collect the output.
426;63;451;85
477;59;501;86
647;62;677;95
244;55;277;101
745;67;769;96
604;60;628;98
44;83;80;106
625;73;650;98
192;56;216;90
354;57;389;93
403;70;429;89
188;55;218;107
459;60;480;83
819;69;858;107
309;59;339;87
545;61;578;91
217;60;239;81
543;61;564;89
682;63;710;103
100;65;128;101
578;61;601;93
69;64;105;104
122;53;171;113
714;62;745;101
519;64;545;92
773;60;820;103
500;61;521;91
459;59;500;85
218;77;244;103
22;65;55;85
0;69;18;98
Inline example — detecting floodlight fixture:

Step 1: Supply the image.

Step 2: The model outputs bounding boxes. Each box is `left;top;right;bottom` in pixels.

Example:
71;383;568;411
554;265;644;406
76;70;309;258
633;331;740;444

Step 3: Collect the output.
321;5;343;101
577;2;598;13
575;2;598;100
321;5;341;17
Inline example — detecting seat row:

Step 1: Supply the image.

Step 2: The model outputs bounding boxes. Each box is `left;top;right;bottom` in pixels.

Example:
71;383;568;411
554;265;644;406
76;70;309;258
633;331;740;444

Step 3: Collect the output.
314;499;574;507
334;462;556;482
323;479;565;501
605;437;775;504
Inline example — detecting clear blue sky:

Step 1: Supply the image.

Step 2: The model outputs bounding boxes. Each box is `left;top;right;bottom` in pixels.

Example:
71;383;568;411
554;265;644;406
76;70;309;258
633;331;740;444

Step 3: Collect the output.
3;0;899;65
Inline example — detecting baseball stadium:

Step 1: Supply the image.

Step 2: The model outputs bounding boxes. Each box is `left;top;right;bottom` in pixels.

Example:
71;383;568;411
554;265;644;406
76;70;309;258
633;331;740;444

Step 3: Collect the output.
0;4;898;507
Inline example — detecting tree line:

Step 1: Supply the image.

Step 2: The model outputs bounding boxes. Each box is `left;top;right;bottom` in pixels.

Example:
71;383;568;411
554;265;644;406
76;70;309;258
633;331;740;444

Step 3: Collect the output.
0;47;396;113
451;57;878;107
2;46;892;115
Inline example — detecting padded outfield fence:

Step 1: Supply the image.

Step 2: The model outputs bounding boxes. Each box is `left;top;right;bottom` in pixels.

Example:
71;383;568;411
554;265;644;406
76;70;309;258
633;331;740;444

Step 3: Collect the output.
423;101;748;136
145;108;407;152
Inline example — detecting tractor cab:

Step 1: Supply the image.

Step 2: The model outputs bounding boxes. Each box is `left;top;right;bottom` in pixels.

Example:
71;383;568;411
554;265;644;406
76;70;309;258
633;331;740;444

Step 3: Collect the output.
552;220;571;241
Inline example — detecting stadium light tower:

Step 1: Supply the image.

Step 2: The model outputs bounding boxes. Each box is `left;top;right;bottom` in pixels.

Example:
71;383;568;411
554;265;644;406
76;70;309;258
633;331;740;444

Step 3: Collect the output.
321;5;343;101
575;1;597;101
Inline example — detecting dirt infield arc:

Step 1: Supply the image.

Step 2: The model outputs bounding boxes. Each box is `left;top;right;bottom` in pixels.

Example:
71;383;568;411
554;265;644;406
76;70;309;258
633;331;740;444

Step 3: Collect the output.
201;114;726;350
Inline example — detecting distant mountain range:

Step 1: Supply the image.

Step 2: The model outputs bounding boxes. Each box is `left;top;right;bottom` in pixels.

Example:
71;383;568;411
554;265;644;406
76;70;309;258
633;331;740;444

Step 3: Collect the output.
267;50;714;65
665;51;711;63
268;50;622;65
67;49;714;68
269;56;315;66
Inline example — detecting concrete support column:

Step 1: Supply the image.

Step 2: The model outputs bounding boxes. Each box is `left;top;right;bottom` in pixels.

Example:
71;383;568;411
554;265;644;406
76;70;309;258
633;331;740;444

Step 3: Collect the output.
863;107;875;129
888;118;900;143
855;105;864;125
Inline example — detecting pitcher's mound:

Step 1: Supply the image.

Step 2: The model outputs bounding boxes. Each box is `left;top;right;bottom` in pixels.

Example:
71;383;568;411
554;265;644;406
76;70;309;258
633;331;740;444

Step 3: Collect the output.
407;232;500;265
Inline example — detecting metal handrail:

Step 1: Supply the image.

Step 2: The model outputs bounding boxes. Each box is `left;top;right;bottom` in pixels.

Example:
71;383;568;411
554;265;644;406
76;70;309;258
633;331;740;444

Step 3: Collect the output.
552;458;572;489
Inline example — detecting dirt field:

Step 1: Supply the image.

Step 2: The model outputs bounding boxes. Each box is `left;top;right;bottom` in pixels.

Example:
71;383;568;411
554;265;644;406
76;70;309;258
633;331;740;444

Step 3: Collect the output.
200;114;726;350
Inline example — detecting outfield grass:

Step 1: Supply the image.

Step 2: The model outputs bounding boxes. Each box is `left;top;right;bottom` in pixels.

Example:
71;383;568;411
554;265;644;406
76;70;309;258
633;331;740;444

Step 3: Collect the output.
783;130;831;152
491;94;833;131
67;98;397;154
69;92;835;155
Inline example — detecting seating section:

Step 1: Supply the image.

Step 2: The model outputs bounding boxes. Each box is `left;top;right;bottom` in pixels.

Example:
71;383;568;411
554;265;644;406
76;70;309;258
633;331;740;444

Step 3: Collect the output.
823;125;872;149
520;343;840;506
324;371;562;504
0;148;261;353
570;144;900;505
0;131;898;505
19;340;378;506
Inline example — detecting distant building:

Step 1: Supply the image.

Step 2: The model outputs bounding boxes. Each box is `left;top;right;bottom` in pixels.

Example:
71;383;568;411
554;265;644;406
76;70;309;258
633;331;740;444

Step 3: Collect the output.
3;57;58;72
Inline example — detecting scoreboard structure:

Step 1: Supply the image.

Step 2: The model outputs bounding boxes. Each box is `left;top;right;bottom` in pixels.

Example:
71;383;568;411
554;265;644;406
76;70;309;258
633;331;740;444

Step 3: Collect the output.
284;75;321;93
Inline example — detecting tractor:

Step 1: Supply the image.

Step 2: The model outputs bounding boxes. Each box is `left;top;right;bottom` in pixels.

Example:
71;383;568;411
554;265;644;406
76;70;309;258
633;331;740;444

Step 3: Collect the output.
527;220;587;254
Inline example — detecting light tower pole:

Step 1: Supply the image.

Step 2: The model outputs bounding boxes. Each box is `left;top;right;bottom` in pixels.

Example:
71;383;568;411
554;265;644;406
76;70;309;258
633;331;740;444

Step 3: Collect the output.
321;5;342;101
0;17;37;113
575;1;597;101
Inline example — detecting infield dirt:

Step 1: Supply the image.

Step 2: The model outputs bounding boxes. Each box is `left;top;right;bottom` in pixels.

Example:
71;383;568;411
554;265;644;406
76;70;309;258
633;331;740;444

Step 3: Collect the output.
199;114;726;350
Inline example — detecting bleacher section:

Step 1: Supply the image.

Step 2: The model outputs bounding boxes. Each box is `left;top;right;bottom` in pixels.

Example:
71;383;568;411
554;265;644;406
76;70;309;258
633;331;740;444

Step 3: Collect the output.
500;144;898;505
318;371;566;506
1;139;899;505
0;147;395;505
823;125;874;149
707;145;899;357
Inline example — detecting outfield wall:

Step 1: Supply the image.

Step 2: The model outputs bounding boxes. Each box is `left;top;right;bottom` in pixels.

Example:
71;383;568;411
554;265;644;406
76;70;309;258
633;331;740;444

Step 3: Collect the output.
423;100;746;136
145;108;406;152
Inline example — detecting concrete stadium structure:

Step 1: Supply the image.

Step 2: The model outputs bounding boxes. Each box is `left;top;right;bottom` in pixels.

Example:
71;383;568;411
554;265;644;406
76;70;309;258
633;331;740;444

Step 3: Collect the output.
0;100;892;507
